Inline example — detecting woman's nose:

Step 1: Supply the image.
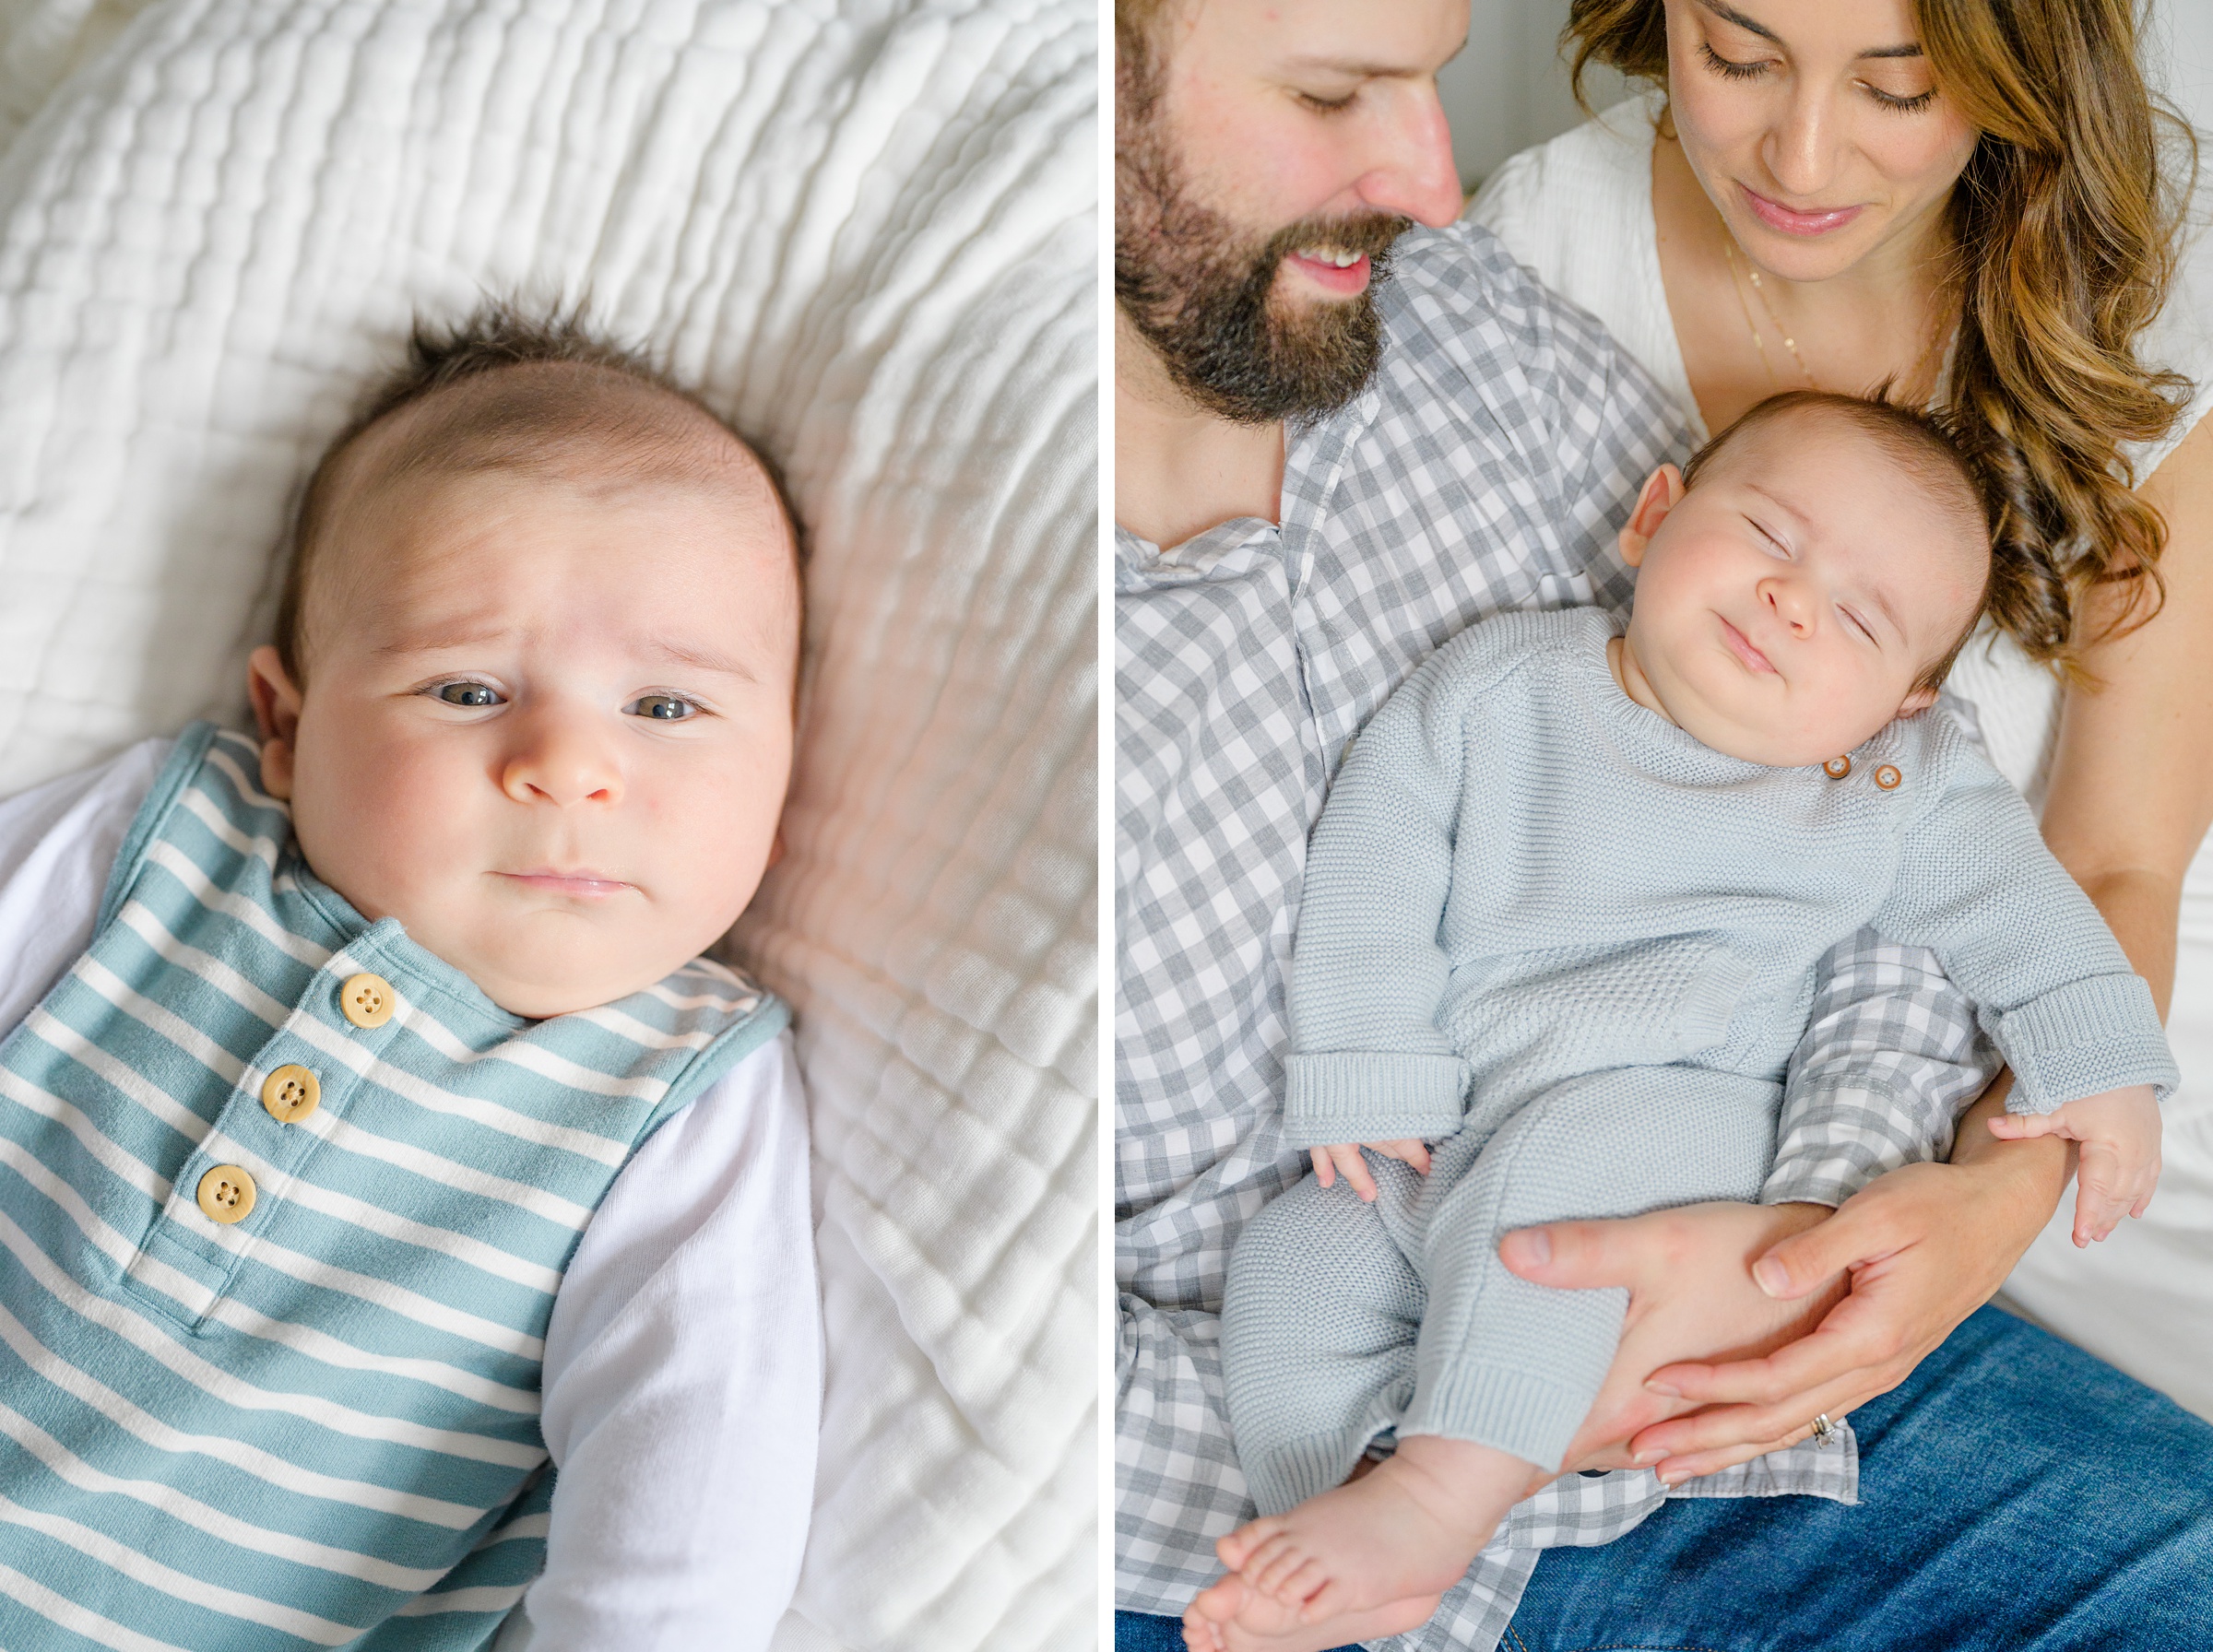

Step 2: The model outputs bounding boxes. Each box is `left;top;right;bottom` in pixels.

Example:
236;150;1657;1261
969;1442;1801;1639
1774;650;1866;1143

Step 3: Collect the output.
1762;89;1840;202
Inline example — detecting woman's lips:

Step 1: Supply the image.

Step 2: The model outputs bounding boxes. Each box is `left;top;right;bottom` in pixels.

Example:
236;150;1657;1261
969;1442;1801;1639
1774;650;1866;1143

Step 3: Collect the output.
1720;618;1778;675
496;869;633;898
1284;249;1372;295
1739;183;1864;238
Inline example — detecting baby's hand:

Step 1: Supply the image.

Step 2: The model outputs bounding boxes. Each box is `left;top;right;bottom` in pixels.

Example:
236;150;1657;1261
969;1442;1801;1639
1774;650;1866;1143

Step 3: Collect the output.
1311;1139;1433;1203
1986;1085;2161;1246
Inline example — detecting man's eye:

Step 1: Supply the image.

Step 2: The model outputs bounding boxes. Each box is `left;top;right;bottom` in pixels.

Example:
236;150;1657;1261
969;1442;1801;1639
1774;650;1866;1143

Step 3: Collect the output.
1295;88;1357;113
627;694;696;721
434;682;503;707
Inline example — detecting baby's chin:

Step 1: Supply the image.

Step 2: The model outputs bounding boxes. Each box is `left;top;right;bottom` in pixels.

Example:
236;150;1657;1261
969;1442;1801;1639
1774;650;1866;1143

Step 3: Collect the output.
1670;702;1895;772
406;916;728;1020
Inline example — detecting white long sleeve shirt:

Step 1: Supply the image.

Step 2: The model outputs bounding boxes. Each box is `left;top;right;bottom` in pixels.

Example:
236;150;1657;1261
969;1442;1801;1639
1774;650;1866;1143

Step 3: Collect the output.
0;738;820;1650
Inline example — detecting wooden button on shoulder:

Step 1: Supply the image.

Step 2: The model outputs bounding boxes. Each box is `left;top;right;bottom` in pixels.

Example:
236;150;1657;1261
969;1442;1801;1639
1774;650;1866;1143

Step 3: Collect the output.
196;1164;256;1223
261;1064;320;1123
1874;764;1903;791
340;973;396;1029
1822;756;1852;779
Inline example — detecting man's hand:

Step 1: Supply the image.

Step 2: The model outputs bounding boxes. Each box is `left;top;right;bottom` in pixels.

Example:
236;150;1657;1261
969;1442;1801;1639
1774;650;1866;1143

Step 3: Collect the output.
1985;1084;2161;1245
1505;1084;2065;1485
1497;1199;1838;1488
1310;1140;1432;1202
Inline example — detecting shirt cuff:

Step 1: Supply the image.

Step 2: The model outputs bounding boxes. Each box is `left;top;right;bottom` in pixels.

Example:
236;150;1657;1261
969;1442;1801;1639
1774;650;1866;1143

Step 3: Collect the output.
1282;1052;1466;1148
1988;975;2180;1111
1759;1076;1952;1209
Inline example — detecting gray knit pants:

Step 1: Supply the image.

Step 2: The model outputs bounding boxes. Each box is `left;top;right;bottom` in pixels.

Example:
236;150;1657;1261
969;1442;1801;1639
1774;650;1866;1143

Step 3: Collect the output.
1221;1067;1776;1516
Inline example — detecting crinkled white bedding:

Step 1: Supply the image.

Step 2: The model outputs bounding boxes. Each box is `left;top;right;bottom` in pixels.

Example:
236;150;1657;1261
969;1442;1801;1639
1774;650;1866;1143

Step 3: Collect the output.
0;0;1096;1647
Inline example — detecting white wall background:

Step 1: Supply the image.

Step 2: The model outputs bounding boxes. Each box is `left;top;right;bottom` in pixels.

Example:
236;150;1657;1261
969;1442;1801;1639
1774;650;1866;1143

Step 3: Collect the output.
1441;0;2213;194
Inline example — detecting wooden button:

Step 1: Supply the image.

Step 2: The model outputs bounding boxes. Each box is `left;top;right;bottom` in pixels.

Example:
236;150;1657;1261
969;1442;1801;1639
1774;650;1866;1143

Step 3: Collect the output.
1822;756;1852;779
1875;764;1902;791
260;1064;320;1123
339;973;396;1029
196;1164;256;1224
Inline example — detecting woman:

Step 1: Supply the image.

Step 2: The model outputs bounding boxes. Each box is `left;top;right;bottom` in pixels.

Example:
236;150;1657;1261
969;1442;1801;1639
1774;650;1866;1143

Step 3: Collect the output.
1459;0;2213;1641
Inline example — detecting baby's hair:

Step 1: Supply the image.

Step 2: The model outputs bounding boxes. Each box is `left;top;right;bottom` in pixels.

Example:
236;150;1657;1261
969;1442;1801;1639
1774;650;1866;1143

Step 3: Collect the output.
1681;390;1998;694
275;301;800;684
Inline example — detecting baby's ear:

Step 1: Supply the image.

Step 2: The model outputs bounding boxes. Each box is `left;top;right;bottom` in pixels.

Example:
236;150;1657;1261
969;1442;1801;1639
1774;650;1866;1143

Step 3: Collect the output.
246;645;303;801
1898;684;1940;717
1616;465;1686;569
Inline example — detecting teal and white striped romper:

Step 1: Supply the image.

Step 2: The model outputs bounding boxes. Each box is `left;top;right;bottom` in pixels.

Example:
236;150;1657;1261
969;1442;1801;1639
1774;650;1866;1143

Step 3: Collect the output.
0;723;790;1649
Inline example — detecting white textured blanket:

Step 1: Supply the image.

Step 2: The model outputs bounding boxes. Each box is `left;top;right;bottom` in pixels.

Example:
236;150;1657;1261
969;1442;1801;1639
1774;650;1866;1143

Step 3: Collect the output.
0;1;1096;1647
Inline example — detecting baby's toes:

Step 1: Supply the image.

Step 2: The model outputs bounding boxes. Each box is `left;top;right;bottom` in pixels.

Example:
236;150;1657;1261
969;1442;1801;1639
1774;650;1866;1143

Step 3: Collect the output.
1215;1516;1280;1574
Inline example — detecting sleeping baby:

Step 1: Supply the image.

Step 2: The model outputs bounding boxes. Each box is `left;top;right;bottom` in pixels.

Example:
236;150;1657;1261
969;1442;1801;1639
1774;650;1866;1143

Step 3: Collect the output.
0;309;817;1648
1185;390;2174;1645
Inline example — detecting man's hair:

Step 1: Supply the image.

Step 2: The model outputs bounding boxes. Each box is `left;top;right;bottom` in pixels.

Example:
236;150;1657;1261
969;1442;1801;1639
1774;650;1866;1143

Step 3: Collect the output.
1680;390;1996;694
275;302;800;683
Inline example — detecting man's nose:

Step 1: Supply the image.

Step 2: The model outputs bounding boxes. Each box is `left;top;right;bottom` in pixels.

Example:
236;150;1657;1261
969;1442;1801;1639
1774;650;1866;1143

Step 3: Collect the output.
1355;83;1462;229
1758;572;1818;634
500;708;622;807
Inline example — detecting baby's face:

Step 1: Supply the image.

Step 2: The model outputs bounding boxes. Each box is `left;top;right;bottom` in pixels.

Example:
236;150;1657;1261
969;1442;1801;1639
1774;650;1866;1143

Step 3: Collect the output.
252;466;799;1019
1616;416;1985;767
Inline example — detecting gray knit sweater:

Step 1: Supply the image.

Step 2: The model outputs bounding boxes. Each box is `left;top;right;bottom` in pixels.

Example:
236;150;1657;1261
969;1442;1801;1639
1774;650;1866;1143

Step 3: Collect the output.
1284;607;2177;1152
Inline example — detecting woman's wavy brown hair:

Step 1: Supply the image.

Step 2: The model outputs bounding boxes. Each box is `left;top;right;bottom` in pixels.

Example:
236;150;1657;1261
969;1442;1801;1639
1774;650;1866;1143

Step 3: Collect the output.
1566;0;2198;678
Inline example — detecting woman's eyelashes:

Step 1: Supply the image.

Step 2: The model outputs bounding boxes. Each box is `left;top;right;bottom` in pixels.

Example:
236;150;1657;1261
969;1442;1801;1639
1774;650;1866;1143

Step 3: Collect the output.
1698;38;1937;114
1698;41;1769;84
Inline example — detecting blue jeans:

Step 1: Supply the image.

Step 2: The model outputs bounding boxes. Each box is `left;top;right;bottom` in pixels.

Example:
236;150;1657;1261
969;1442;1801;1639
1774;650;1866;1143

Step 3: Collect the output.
1119;1307;2213;1651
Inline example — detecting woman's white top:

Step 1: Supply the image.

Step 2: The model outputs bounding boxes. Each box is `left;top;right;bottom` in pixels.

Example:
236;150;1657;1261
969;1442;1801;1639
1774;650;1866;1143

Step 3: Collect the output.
0;741;820;1651
1469;95;2213;1422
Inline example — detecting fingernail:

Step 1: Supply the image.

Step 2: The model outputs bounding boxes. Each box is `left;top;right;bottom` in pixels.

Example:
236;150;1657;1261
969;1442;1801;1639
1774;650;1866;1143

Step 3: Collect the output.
1520;1231;1550;1265
1642;1380;1679;1397
1658;1469;1686;1487
1631;1446;1665;1466
1752;1257;1789;1297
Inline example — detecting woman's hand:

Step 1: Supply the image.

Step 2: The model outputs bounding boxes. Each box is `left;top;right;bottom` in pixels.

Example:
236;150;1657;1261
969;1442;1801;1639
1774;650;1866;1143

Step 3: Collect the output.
1506;1077;2070;1485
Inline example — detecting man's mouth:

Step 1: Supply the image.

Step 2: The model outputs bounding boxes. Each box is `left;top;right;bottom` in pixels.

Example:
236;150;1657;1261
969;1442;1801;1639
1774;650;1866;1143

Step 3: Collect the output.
1284;245;1373;294
1719;617;1778;675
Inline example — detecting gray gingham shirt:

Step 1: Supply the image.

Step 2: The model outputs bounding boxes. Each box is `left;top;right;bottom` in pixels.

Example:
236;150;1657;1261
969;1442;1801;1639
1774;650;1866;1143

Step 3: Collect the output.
1115;221;1997;1648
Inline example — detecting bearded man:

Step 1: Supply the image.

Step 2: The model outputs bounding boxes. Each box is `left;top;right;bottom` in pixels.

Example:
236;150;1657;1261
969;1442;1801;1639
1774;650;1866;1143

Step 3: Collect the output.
1114;3;2213;1651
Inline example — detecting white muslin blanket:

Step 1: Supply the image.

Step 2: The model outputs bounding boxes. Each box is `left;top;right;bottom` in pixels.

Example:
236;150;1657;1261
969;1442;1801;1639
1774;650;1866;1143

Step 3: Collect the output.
0;1;1096;1648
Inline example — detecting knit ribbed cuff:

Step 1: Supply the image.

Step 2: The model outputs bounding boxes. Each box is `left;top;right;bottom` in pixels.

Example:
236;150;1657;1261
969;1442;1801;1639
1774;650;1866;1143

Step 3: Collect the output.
1989;975;2179;1109
1400;1361;1593;1474
1237;1430;1376;1518
1282;1052;1467;1150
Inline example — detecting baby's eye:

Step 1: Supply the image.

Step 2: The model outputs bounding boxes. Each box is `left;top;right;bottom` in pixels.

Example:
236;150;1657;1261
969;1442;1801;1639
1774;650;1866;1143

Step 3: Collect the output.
432;681;503;708
1841;608;1877;643
627;694;698;722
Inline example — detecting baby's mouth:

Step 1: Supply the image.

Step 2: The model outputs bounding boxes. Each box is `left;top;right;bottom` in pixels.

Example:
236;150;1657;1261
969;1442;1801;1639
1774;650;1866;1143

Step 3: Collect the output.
495;868;634;898
1718;618;1778;676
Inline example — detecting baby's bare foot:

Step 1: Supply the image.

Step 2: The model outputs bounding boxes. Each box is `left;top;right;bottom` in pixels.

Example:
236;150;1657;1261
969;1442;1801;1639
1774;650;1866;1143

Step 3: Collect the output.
1216;1436;1530;1622
1184;1573;1437;1652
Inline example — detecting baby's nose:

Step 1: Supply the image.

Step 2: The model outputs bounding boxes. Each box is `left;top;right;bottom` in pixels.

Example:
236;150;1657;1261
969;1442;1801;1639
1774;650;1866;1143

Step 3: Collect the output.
1759;574;1817;632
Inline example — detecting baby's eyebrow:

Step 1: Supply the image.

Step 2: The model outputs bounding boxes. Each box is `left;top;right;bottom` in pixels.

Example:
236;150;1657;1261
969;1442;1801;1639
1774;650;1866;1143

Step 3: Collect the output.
373;626;508;656
646;638;759;683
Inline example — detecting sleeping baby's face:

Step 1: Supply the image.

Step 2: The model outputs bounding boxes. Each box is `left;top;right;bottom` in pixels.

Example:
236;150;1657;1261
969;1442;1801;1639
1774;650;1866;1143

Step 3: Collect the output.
248;366;800;1019
1611;403;1989;769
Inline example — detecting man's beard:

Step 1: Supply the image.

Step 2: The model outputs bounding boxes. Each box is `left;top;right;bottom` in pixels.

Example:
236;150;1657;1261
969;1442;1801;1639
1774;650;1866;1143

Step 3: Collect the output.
1116;106;1410;425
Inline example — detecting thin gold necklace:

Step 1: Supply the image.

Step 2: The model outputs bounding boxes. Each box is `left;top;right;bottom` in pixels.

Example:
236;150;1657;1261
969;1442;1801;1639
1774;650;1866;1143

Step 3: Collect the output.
1722;230;1816;388
1720;225;1957;404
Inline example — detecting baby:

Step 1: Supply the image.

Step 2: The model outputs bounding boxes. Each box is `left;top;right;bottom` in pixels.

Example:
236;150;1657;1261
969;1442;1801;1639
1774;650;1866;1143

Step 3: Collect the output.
0;309;817;1647
1187;391;2172;1645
